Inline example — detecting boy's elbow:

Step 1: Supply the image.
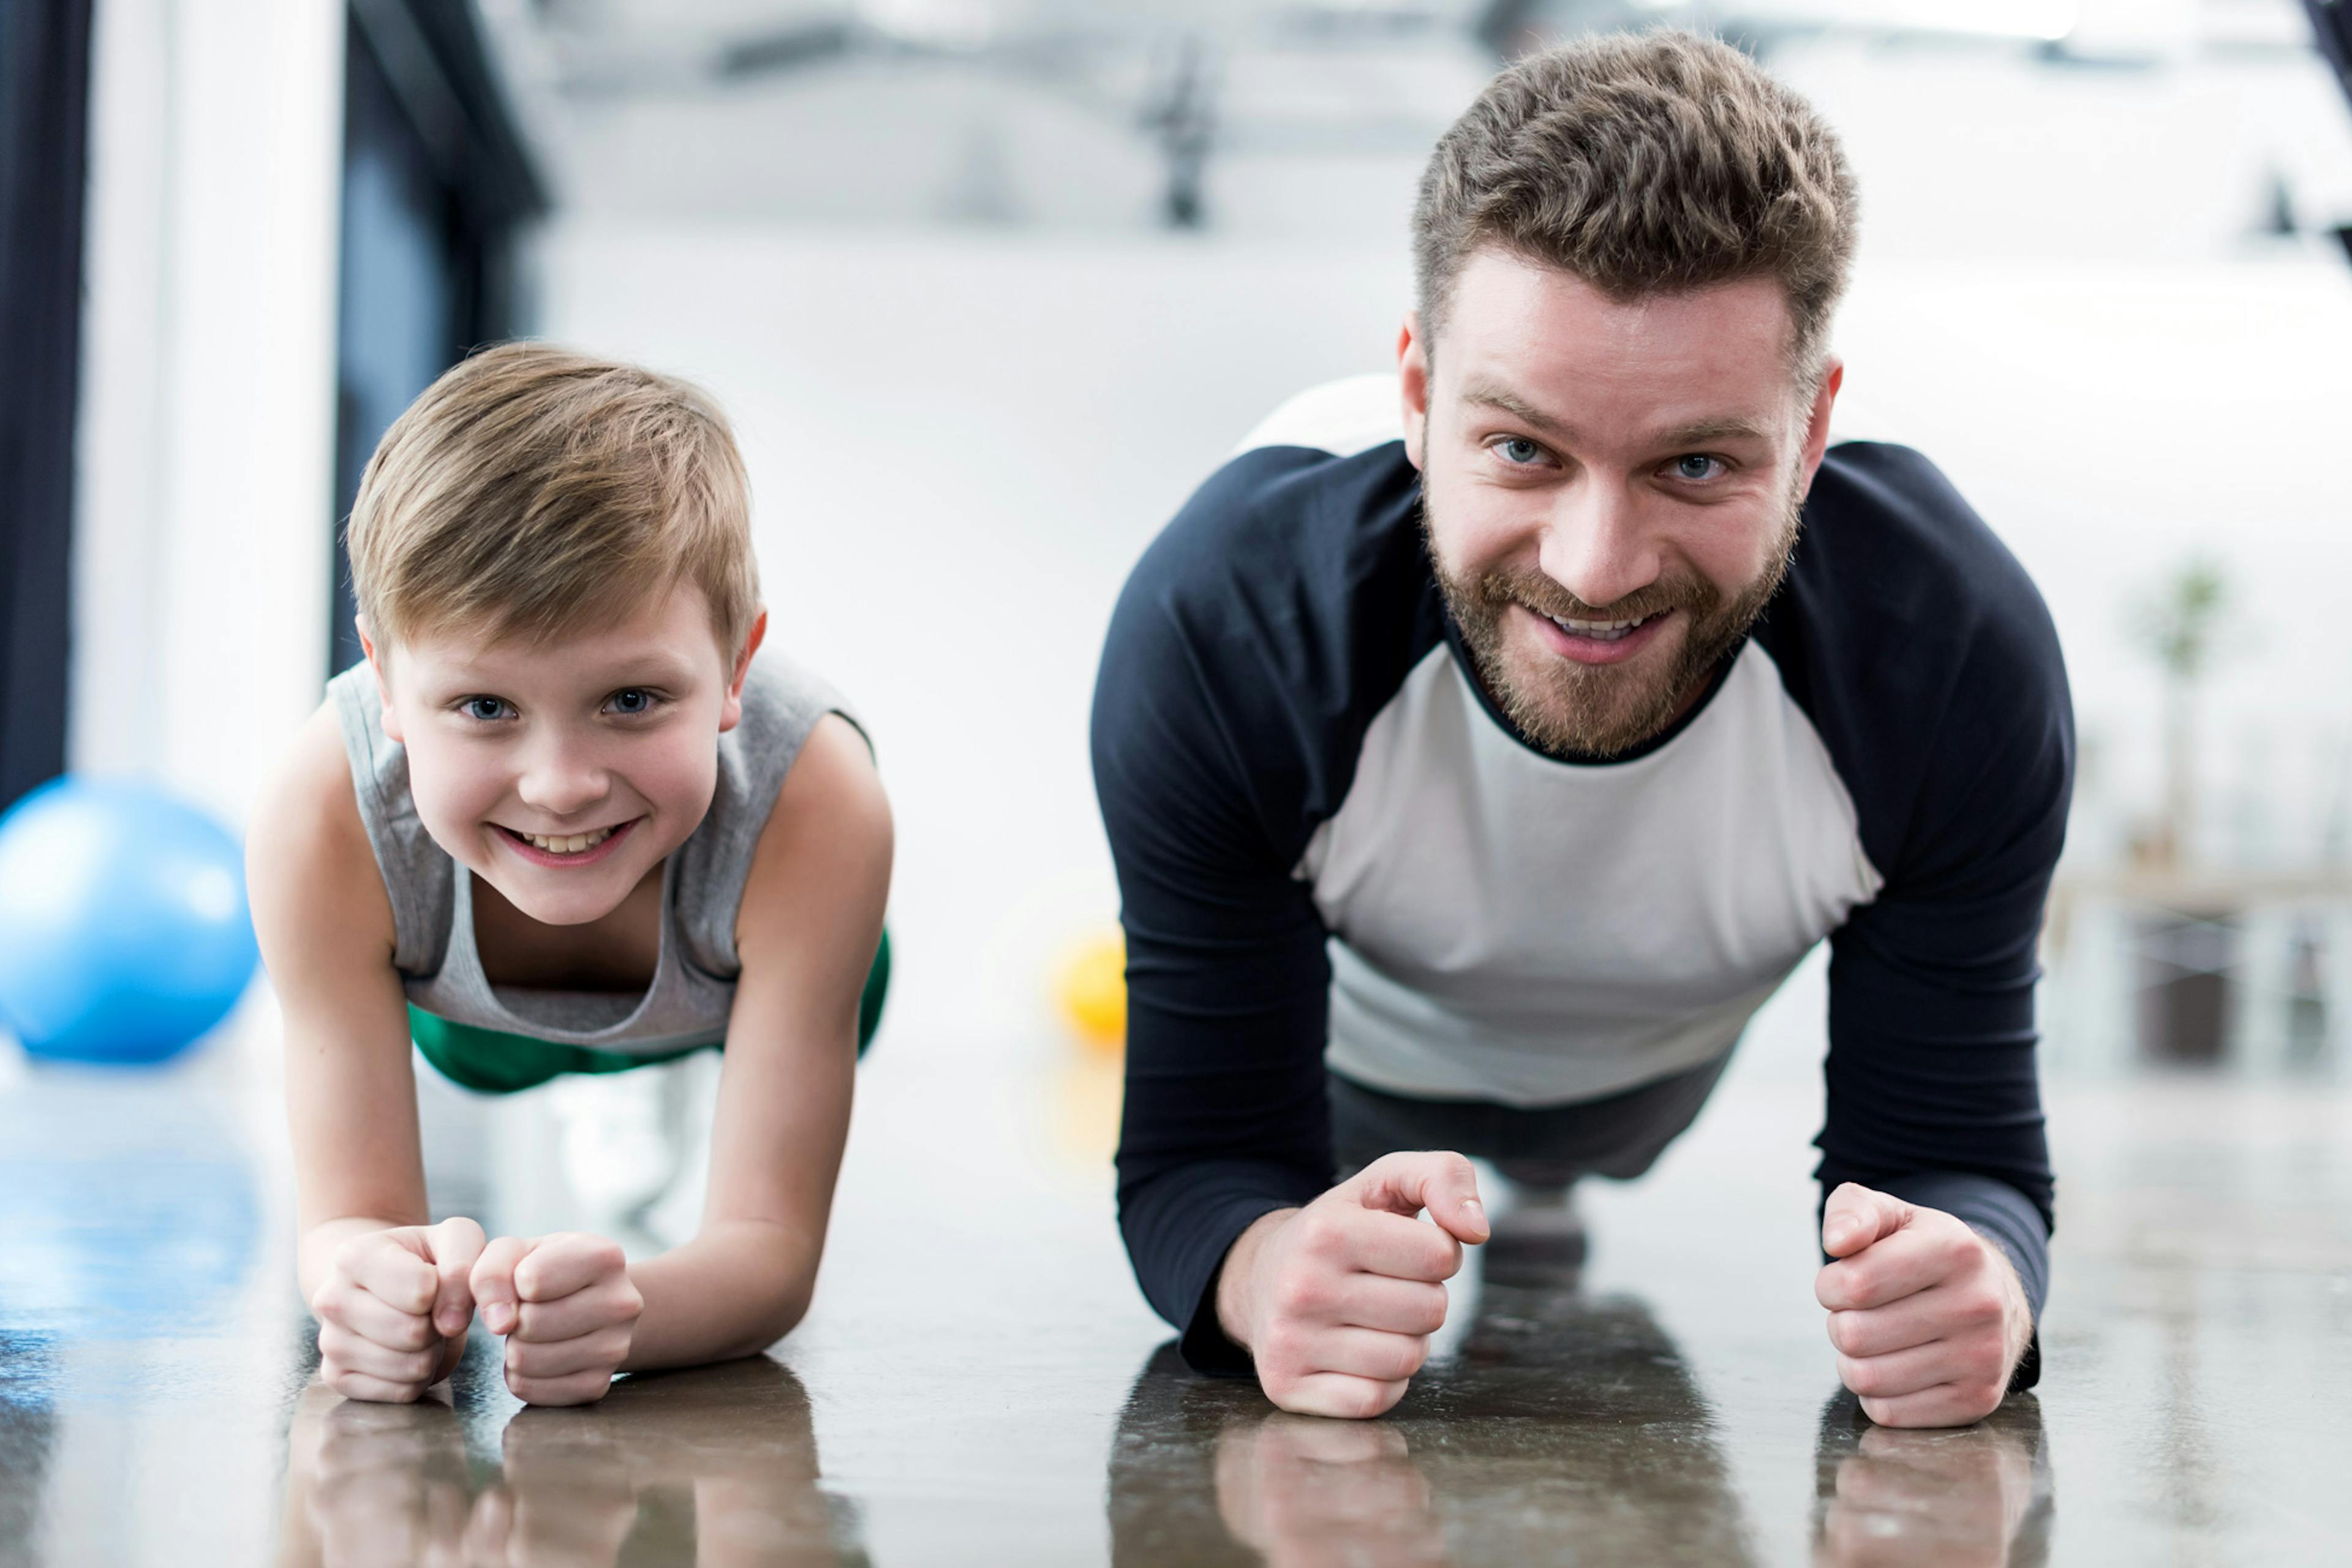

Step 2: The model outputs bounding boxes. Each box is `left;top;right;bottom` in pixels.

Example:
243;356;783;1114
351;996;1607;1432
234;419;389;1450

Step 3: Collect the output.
726;1288;812;1359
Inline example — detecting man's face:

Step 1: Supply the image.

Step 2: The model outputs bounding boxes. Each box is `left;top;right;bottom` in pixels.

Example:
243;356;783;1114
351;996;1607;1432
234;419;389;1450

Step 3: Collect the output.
1403;249;1840;758
368;583;759;927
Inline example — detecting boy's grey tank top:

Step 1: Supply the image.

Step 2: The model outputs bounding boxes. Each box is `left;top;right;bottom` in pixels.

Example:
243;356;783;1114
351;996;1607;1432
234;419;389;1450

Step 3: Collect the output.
326;655;853;1054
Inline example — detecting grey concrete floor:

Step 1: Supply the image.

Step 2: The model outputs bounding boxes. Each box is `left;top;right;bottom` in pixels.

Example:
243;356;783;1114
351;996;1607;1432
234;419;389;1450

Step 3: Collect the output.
2;1006;2348;1567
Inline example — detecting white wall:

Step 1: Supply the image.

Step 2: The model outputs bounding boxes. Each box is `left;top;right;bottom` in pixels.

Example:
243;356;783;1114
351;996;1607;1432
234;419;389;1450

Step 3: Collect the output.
72;0;345;827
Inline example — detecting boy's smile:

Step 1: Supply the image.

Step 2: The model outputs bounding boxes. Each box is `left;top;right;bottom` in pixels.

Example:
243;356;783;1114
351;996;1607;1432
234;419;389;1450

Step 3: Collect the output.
494;817;643;867
363;582;760;929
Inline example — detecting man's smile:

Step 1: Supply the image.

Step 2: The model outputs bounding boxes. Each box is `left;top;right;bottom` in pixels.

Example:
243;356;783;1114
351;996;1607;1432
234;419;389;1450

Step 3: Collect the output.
1521;603;1676;666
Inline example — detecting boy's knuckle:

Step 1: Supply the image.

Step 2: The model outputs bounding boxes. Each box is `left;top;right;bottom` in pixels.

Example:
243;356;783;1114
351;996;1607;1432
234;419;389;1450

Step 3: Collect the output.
1841;1357;1888;1397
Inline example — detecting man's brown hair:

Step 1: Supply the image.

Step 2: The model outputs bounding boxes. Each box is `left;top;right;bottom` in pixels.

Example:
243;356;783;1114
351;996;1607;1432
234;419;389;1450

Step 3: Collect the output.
1412;29;1859;388
347;342;760;659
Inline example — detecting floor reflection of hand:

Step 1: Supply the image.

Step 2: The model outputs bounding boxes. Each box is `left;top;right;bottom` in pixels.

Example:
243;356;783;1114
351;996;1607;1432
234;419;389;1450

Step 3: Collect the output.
1214;1413;1450;1568
1815;1417;2041;1568
282;1360;848;1568
462;1413;641;1568
285;1384;477;1568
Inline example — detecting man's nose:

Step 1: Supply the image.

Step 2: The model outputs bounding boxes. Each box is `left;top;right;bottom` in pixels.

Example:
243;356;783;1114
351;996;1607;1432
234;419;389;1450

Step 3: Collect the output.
515;734;609;818
1537;477;1660;610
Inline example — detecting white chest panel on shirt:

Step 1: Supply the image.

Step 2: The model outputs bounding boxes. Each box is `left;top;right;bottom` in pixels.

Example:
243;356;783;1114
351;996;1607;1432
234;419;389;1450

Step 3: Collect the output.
1297;638;1884;1106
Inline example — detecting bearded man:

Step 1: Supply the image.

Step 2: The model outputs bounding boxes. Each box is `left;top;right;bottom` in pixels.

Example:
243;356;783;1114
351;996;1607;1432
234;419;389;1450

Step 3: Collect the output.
1090;30;2071;1429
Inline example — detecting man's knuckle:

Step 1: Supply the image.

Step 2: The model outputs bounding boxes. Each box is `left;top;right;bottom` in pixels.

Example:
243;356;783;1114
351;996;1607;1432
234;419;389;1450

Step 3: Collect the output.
1272;1272;1325;1320
1295;1211;1343;1256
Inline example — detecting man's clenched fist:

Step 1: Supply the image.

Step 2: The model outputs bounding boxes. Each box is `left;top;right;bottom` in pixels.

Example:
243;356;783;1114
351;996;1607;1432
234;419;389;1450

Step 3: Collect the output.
1816;1183;2033;1428
1216;1151;1490;1419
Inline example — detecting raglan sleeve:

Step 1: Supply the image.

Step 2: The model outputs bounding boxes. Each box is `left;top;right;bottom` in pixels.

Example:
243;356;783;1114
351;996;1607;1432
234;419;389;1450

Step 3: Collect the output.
1090;504;1340;1378
1819;563;2073;1366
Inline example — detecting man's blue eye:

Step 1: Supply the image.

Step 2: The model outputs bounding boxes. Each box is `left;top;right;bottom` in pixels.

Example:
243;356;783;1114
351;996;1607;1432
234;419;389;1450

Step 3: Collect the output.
464;697;508;722
1498;438;1545;465
1675;454;1723;481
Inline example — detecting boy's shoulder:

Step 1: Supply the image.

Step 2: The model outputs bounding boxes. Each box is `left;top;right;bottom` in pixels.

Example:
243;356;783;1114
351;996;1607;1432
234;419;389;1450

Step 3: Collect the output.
247;701;396;955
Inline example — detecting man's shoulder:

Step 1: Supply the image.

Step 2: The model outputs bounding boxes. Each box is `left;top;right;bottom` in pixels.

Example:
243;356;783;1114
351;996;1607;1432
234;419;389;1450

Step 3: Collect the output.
1768;441;2065;707
1763;441;2072;881
1115;388;1434;663
1092;383;1446;859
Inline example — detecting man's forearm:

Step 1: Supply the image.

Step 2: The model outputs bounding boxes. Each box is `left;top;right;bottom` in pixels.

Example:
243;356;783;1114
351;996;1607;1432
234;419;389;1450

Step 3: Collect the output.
621;1219;821;1371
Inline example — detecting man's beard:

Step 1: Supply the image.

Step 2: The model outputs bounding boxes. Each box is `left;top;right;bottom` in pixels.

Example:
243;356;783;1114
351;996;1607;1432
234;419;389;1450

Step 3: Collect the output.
1428;479;1805;760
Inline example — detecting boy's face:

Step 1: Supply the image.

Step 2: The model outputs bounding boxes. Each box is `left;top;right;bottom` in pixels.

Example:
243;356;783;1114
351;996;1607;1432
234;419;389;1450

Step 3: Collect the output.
368;583;760;928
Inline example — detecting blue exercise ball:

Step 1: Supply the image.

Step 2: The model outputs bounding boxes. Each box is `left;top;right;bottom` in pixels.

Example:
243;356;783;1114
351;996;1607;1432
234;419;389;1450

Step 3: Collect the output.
0;777;260;1065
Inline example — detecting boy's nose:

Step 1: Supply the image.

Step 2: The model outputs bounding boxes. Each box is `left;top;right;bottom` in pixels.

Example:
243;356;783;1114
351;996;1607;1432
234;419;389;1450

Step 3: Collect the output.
516;745;609;818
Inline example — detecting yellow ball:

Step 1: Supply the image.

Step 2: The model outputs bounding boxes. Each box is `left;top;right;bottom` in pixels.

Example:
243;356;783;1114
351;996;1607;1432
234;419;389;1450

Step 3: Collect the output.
1055;930;1127;1054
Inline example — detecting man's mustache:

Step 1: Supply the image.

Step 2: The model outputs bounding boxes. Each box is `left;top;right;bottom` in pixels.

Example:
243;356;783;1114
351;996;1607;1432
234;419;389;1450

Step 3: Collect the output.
1475;568;1719;627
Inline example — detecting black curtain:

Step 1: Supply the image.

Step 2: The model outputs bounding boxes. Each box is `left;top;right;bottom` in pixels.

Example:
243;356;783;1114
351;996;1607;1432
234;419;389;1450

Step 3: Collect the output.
0;0;93;812
2310;1;2352;263
329;0;545;677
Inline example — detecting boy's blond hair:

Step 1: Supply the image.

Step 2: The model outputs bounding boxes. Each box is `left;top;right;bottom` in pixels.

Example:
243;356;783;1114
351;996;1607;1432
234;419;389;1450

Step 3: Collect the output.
347;342;760;660
1413;30;1858;391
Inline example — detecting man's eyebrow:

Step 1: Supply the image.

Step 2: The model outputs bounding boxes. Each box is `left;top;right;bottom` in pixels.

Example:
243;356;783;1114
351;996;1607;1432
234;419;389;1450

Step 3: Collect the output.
1460;380;1573;438
1651;417;1777;449
1459;382;1777;451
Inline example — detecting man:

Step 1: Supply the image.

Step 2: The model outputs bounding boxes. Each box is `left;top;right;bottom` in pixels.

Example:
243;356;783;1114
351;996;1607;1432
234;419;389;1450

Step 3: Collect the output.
1091;31;2069;1428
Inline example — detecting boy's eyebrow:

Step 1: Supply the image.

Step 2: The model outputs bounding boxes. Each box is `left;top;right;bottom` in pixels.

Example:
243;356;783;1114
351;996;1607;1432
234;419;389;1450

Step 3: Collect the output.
1458;379;1777;450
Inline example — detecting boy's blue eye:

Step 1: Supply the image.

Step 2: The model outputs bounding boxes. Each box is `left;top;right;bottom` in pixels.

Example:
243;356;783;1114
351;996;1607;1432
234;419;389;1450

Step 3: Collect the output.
463;697;510;722
609;688;654;715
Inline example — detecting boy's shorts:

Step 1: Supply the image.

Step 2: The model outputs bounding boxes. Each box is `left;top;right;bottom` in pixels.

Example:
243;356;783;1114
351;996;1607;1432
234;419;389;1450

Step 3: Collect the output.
408;930;891;1095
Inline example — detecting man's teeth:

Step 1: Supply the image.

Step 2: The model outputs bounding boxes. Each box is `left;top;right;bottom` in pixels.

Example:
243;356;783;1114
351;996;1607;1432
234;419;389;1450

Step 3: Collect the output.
1547;611;1656;643
519;826;616;855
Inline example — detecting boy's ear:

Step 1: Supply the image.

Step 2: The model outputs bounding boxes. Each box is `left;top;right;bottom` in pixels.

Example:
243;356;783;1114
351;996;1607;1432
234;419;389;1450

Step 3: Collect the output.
718;610;767;735
357;617;404;744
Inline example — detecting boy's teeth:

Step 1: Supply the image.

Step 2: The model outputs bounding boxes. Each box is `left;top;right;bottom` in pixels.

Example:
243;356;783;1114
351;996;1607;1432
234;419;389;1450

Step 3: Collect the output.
522;826;614;854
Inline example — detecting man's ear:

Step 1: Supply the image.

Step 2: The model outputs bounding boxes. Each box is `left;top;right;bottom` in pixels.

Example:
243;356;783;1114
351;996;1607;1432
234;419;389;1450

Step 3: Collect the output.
1796;357;1844;491
357;617;405;744
1397;311;1431;473
718;609;767;735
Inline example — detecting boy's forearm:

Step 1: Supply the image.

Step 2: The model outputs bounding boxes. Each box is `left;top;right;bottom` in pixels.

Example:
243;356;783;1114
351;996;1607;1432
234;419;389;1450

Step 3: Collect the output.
621;1219;821;1371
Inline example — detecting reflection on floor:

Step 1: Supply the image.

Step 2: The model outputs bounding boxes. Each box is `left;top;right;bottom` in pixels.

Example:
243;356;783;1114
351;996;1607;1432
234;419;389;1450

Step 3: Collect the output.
278;1354;859;1566
1;1026;2346;1565
1112;1287;2051;1567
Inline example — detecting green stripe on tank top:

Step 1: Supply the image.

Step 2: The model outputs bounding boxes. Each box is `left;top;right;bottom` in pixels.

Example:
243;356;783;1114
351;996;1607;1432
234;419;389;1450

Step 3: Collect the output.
409;928;891;1096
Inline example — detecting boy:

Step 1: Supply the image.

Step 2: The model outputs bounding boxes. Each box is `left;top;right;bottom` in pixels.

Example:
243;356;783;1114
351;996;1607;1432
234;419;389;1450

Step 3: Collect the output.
250;344;892;1406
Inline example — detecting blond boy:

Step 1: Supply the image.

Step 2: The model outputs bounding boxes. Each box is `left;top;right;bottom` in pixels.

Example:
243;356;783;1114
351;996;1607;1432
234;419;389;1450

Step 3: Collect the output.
251;344;891;1405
